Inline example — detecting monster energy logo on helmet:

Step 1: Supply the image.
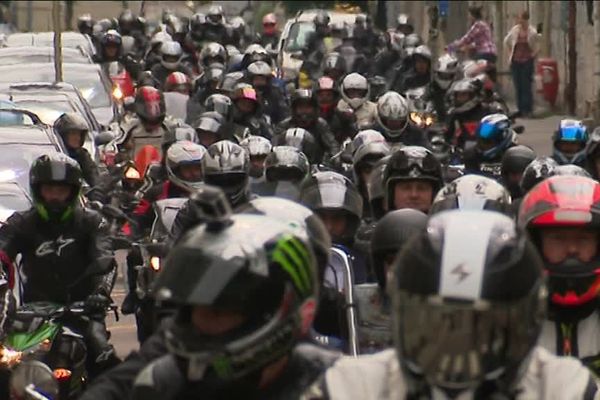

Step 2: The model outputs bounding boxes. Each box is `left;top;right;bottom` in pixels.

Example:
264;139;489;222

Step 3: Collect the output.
269;234;314;296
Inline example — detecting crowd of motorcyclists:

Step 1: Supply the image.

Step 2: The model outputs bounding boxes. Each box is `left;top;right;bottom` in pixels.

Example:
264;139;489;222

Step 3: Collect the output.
0;4;598;399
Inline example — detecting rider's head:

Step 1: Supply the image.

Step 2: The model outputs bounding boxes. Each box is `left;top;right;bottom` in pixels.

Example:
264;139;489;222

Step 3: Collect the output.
134;86;166;130
30;153;82;222
53;112;88;151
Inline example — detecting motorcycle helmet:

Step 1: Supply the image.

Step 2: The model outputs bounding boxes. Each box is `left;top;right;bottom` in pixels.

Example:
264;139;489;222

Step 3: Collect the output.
160;40;183;70
584;127;600;178
264;146;309;183
134;86;166;126
396;13;414;34
246;61;272;92
552;119;588;166
384;146;443;211
189;13;206;43
153;213;318;385
166;141;206;192
314;10;330;31
433;53;459;90
501;145;536;198
322;52;347;82
554;164;592;178
162;125;199;154
203;140;250;207
206;4;224;26
53;112;88;149
203;63;226;91
149;31;173;55
402;33;422;57
101;29;122;58
194;114;223;148
476;113;516;161
291;89;318;127
340;73;370;110
519;175;600;309
412;45;432;69
240;135;272;178
77;14;94;36
430;174;512;215
205;93;233;121
375;91;409;140
273;128;320;165
314;75;339;115
30;152;82;222
232;86;259;116
371;209;427;290
118;9;136;35
199;42;227;67
367;155;390;219
299;171;363;245
351;129;386;154
164;71;191;94
242;197;331;278
449;78;480;114
392;210;545;395
262;13;277;36
519;156;559;194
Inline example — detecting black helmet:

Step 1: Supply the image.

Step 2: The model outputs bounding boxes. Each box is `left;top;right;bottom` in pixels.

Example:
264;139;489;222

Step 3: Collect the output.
519;156;559;194
314;10;330;27
384;146;443;211
291;89;318;127
241;197;332;278
430;174;512;215
53;112;88;149
391;210;545;394
77;14;94;35
300;171;363;244
101;29;122;48
204;93;233;121
29;153;82;222
367;155;390;220
371;209;427;290
501;145;536;198
272;128;320;165
194;113;223;148
264;146;309;183
322;52;347;81
154;213;318;384
203;140;250;207
118;9;136;34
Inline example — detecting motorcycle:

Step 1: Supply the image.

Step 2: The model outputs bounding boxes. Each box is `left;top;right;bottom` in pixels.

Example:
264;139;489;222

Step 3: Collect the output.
133;197;187;343
1;301;117;399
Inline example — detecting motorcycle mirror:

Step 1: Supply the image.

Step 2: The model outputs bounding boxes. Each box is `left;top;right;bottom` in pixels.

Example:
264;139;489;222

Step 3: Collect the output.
513;125;525;134
95;130;115;146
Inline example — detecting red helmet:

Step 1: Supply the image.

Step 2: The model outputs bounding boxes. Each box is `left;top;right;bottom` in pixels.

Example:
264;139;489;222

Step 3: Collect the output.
134;86;166;124
519;175;600;307
164;71;191;94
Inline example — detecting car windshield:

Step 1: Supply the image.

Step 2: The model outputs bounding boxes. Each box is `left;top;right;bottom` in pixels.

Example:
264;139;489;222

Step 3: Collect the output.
0;145;60;194
285;22;315;52
11;99;76;125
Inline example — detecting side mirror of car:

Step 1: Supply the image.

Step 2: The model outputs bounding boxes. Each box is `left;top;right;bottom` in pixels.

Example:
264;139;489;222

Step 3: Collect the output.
95;130;115;146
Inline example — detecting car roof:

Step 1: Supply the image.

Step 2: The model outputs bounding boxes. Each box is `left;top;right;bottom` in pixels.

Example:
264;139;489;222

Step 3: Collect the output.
6;32;95;55
294;9;364;23
0;81;80;93
0;125;59;145
0;62;105;83
0;46;90;63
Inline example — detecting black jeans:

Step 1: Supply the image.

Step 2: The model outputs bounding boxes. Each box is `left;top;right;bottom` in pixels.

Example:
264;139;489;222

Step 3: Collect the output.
511;58;534;114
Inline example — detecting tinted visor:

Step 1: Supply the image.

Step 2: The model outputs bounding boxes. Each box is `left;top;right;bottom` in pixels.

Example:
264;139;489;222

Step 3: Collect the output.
391;153;439;176
397;292;538;391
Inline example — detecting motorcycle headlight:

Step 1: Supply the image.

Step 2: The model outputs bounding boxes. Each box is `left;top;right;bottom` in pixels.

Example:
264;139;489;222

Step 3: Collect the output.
409;112;422;126
150;256;161;272
0;345;22;368
112;85;124;102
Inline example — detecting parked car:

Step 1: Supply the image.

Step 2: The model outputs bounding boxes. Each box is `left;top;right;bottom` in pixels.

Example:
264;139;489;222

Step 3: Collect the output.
0;46;92;66
6;31;96;57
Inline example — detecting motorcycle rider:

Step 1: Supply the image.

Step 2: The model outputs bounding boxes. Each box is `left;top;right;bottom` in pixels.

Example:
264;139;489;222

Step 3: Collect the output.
429;53;459;121
53;112;101;188
272;127;321;166
164;71;192;121
150;40;193;87
519;175;600;376
193;112;223;148
258;13;280;50
312;210;599;400
337;73;377;132
552;119;588;167
259;146;310;200
93;29;123;63
77;14;94;37
373;91;430;147
0;153;119;378
314;75;355;142
384;146;443;214
231;85;273;139
240;135;272;193
392;45;432;94
301;10;332;85
203;4;230;44
501;144;536;199
203;93;250;143
276;89;340;159
245;60;289;124
300;171;368;284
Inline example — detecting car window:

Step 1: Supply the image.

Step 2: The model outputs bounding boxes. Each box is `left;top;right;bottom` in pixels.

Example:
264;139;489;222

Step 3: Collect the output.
70;72;112;109
11;99;75;125
0;145;60;193
285;22;315;52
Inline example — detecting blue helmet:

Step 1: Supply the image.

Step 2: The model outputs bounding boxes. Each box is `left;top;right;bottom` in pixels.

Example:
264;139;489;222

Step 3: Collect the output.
552;119;588;166
476;113;515;161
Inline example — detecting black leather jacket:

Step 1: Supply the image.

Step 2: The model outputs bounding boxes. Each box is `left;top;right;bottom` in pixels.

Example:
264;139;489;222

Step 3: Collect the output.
0;207;115;303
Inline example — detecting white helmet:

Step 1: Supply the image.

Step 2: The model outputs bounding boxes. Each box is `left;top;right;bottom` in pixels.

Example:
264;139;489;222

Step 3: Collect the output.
166;140;207;192
449;78;480;114
341;72;370;109
240;135;272;157
375;91;409;139
412;45;432;61
160;40;183;70
434;54;459;89
150;31;172;48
